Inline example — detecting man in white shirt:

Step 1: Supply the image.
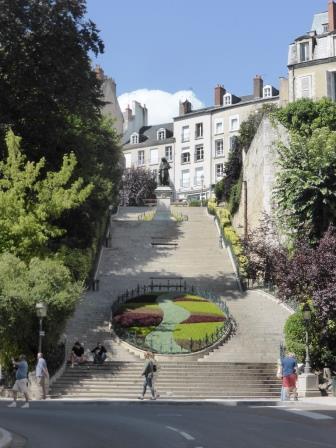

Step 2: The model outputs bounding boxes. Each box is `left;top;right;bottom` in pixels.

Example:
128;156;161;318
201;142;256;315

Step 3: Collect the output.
35;353;49;399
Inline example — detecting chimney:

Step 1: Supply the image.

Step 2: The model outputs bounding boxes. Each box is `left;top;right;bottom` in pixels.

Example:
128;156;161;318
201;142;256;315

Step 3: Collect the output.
328;0;336;32
95;64;105;81
279;77;289;106
214;84;225;106
179;99;192;115
253;75;264;98
123;105;132;122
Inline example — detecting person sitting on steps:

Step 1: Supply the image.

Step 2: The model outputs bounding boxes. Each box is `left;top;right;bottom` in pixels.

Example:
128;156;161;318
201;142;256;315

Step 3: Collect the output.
91;343;107;364
70;341;86;367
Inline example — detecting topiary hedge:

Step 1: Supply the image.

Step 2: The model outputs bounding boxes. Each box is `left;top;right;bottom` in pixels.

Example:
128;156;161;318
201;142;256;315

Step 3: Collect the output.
207;203;247;279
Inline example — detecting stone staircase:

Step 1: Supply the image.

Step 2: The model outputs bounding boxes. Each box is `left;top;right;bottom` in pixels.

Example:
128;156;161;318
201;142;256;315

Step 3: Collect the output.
50;361;281;399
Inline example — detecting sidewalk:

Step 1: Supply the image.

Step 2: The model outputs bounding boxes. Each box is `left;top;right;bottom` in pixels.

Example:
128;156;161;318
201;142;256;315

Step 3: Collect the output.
0;427;12;448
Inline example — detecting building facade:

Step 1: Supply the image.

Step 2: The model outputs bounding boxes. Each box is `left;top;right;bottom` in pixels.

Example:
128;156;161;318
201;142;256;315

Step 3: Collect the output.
122;77;283;200
288;0;336;101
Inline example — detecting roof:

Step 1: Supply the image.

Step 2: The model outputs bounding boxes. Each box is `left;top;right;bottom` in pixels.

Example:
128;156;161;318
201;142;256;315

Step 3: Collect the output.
173;94;278;121
122;122;174;147
311;11;328;35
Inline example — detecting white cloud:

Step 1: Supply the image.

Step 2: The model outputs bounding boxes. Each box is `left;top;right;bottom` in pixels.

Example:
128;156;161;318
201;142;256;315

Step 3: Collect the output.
118;89;205;125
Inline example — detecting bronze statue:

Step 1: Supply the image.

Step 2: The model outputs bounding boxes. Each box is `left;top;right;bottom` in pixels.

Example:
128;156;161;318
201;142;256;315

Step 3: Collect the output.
158;157;171;186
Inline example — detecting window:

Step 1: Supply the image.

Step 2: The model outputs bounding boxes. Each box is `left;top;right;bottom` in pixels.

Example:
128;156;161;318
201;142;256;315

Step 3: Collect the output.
229;115;239;132
297;76;312;99
165;146;173;161
327;71;336;101
216;163;224;179
263;86;272;98
124;153;132;169
299;42;310;62
215;120;223;134
322;23;328;33
150;148;158;165
215;139;224;156
195;144;204;161
137;150;145;165
181;170;190;188
229;135;238;151
181;126;190;142
223;93;231;105
195;167;204;186
131;133;139;144
195;123;203;138
181;150;190;164
157;128;166;140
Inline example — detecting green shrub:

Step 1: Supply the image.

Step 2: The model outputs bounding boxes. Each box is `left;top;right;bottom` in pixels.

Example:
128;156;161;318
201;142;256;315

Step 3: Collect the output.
228;175;242;215
284;305;336;369
207;199;217;215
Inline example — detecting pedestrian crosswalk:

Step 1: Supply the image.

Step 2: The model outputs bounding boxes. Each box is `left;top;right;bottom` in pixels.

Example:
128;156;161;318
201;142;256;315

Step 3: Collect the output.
249;405;334;421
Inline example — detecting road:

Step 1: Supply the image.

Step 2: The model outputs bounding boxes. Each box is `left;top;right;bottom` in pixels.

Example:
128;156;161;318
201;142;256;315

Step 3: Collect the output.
0;401;335;448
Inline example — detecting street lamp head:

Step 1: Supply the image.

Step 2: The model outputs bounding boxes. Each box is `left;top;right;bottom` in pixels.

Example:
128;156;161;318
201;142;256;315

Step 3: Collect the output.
36;302;47;318
302;302;311;323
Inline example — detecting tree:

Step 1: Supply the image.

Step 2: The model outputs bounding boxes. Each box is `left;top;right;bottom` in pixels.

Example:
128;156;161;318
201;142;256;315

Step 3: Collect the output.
275;98;336;137
0;252;82;366
0;130;93;259
276;227;336;323
274;127;336;242
0;0;104;160
121;167;157;206
242;214;287;286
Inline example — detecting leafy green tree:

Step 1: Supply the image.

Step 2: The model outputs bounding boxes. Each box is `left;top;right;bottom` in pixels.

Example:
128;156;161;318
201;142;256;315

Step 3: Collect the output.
0;252;82;366
0;0;104;160
0;130;93;259
274;127;336;241
121;167;157;206
275;98;336;136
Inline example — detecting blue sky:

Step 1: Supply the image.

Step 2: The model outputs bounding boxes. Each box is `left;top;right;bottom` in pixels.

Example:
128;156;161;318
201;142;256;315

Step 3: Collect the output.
86;0;328;121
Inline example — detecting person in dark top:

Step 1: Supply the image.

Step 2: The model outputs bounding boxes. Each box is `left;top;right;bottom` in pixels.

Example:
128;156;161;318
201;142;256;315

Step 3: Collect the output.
281;352;298;401
70;341;86;367
91;343;107;364
138;352;156;400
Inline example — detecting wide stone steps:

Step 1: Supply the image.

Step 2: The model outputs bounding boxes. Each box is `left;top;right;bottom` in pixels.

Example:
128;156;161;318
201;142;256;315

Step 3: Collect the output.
50;361;281;399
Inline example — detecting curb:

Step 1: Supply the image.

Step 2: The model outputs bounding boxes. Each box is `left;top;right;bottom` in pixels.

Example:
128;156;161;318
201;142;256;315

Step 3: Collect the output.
0;427;12;448
1;398;282;407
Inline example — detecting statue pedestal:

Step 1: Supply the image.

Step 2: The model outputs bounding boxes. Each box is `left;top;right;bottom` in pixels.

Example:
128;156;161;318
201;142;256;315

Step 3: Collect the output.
154;186;173;221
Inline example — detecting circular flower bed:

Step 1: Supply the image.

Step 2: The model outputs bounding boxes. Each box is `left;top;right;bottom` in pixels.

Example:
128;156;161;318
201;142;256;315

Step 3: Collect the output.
112;292;227;353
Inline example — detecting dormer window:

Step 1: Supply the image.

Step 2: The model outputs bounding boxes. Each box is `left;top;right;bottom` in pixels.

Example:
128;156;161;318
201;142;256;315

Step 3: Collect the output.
157;128;166;140
223;93;232;106
322;23;328;33
263;85;272;98
299;41;310;62
131;132;139;144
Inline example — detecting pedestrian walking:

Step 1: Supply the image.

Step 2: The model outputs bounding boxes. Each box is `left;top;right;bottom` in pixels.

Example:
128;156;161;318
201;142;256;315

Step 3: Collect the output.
281;351;298;401
7;354;30;408
35;352;49;399
138;352;157;400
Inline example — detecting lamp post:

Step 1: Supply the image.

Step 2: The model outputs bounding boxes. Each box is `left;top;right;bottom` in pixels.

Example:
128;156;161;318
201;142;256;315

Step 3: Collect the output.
36;302;47;353
302;302;311;374
201;174;204;207
121;174;126;206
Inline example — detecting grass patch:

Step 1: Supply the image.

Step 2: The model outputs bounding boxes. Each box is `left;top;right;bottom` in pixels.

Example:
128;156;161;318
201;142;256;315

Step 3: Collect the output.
174;301;225;317
174;322;225;344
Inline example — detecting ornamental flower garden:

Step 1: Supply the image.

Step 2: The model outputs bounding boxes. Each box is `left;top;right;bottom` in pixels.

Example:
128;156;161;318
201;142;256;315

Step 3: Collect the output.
112;292;228;354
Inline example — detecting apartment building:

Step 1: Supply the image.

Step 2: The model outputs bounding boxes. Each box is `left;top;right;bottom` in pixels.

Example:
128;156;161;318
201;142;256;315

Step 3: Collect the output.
121;76;283;200
288;0;336;101
174;77;282;200
122;102;175;184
